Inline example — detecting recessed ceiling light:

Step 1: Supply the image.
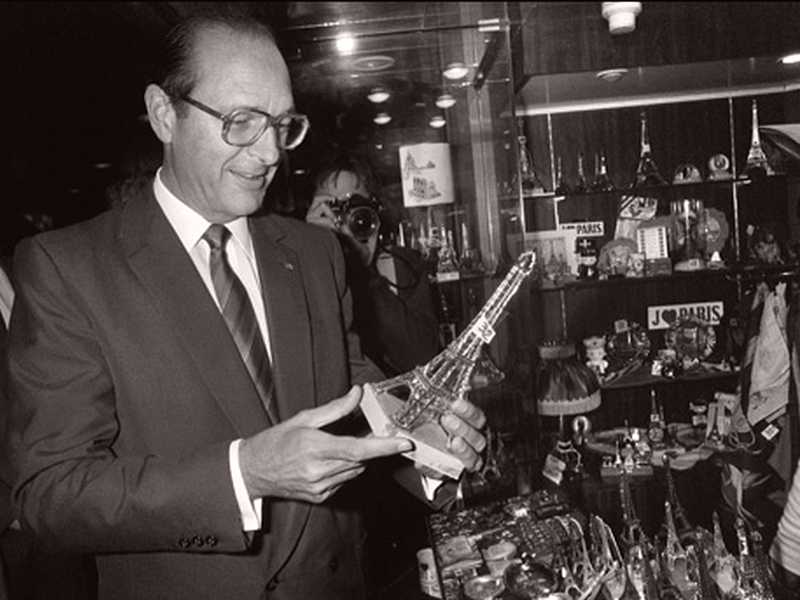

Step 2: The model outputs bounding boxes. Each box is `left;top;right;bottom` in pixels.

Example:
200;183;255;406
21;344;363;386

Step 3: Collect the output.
443;61;469;80
352;55;395;72
779;52;800;65
373;112;392;125
335;34;356;55
367;87;390;103
429;115;446;128
93;162;113;170
596;68;629;82
435;93;456;109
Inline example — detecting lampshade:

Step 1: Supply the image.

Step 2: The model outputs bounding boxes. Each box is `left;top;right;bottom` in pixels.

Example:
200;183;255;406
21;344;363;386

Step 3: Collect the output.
535;341;601;416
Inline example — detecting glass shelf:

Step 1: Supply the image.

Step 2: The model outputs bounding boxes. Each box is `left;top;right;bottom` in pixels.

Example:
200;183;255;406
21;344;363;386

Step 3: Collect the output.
601;363;738;391
533;262;800;293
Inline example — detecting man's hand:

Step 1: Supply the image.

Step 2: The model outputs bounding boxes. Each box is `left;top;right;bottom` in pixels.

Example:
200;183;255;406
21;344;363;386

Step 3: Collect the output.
239;386;412;503
418;398;487;480
305;196;339;232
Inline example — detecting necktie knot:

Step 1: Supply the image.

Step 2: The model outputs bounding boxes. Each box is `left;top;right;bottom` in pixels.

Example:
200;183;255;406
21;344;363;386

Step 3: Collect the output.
203;224;231;252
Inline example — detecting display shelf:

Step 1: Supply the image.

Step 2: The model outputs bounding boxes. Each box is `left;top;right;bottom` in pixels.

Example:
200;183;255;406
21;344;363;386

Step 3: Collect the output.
533;261;800;293
498;171;799;206
600;363;738;391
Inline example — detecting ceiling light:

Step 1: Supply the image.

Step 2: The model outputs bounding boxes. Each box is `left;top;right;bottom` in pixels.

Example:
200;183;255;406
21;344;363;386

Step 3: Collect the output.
601;2;642;35
429;115;446;128
596;68;629;83
443;61;469;80
335;34;356;55
779;52;800;65
373;112;392;125
435;93;456;109
92;162;112;170
367;87;390;103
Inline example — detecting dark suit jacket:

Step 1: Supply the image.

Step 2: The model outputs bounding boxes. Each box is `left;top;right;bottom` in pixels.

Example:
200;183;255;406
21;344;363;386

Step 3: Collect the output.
347;244;440;377
5;183;383;600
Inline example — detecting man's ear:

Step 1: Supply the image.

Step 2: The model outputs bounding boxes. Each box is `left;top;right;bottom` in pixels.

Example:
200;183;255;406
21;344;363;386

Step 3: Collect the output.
144;83;176;144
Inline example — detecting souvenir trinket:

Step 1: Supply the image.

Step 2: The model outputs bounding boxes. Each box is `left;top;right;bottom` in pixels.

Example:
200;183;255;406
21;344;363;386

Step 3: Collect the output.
583;336;609;378
707;153;732;181
672;163;703;184
626;252;645;277
670;199;706;271
663;315;716;369
598;238;637;278
606;320;651;371
703;208;729;268
577;237;598;279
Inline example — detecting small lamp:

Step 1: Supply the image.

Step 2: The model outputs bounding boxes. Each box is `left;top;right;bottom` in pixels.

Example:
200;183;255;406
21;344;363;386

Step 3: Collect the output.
534;341;601;485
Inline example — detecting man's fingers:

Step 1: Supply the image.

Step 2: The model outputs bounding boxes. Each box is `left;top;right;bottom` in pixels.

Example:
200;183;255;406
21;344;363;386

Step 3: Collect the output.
450;398;487;430
295;386;362;429
329;434;413;461
448;435;482;472
441;412;486;454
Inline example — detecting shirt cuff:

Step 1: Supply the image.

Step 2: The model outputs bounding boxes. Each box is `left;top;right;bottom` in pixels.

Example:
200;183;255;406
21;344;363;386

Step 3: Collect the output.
229;439;262;532
421;475;445;502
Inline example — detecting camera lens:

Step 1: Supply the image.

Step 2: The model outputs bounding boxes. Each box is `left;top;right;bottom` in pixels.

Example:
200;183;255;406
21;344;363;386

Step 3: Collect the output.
347;206;380;242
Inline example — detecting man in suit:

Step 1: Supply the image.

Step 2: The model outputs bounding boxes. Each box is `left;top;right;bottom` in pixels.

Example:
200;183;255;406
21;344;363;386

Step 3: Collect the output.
5;13;486;600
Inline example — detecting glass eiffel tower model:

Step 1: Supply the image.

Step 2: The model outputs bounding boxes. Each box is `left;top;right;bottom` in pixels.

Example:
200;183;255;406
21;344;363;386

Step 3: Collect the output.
631;110;667;187
743;99;774;178
360;251;536;478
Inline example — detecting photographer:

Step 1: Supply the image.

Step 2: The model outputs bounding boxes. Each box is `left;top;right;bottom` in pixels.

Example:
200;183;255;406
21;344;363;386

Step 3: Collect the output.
306;152;444;595
305;152;440;376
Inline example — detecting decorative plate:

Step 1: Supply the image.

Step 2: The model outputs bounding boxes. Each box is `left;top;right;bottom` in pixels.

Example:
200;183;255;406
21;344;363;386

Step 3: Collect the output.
663;315;716;361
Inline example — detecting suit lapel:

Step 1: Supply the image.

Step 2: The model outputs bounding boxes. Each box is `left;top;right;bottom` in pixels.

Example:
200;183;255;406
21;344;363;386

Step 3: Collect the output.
250;217;316;578
118;186;270;436
250;217;316;419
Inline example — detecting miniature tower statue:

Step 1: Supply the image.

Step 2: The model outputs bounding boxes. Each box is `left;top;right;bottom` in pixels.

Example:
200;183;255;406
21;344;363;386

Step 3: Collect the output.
743;99;774;178
360;251;536;478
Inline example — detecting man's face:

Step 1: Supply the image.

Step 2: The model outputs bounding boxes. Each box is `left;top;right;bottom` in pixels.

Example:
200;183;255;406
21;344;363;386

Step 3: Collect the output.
162;26;294;223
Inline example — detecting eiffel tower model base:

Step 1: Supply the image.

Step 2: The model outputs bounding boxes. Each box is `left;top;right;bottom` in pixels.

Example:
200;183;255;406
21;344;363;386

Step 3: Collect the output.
360;382;465;479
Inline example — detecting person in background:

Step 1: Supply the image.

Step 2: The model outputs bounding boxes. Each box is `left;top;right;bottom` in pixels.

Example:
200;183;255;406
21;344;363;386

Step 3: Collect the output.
305;152;440;376
305;154;446;596
4;12;486;600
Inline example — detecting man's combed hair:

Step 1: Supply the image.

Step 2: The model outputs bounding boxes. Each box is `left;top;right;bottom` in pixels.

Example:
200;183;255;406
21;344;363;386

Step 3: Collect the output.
156;11;277;117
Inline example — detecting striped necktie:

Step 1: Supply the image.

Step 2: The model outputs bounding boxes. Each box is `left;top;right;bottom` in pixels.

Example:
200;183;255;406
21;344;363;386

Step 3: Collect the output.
203;224;277;423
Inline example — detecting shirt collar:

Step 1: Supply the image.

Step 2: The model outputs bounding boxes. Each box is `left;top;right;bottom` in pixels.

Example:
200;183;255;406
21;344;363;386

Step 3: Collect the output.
152;167;254;259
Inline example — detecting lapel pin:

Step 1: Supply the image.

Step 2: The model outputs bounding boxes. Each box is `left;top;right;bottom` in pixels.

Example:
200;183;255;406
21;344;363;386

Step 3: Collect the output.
283;262;294;271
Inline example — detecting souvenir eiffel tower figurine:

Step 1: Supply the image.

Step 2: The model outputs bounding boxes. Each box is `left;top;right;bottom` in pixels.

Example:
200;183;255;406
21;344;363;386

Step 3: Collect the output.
360;251;536;478
632;110;667;187
662;454;693;539
743;99;774;179
619;470;658;599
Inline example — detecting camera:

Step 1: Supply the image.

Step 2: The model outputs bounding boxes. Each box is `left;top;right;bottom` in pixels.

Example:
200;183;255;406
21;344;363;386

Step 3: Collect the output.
328;194;382;243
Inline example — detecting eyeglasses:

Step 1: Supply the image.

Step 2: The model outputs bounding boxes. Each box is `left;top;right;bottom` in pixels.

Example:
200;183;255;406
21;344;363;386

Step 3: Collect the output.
181;96;310;150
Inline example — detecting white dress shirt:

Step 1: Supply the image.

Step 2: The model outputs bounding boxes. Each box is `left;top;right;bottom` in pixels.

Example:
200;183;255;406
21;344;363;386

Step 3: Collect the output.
153;169;263;531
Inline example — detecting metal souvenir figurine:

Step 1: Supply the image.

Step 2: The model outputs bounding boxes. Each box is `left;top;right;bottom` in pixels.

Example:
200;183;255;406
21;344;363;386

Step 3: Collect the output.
708;153;733;181
360;251;536;478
